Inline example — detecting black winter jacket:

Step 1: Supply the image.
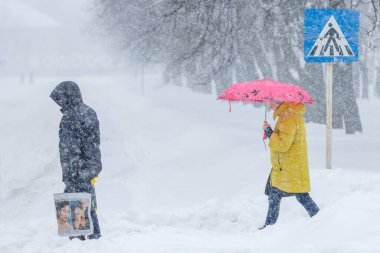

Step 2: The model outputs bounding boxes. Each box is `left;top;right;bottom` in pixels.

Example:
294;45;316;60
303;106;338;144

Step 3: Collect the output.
50;81;102;184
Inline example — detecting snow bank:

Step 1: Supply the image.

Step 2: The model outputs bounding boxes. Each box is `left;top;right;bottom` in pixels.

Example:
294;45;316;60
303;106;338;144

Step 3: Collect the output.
0;75;379;252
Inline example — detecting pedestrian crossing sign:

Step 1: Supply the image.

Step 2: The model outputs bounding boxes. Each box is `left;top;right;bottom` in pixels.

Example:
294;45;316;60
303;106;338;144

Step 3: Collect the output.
304;9;359;63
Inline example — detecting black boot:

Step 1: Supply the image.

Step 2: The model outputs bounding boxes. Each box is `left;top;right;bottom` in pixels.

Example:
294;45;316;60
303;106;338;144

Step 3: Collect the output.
69;235;86;241
258;224;267;230
87;233;101;240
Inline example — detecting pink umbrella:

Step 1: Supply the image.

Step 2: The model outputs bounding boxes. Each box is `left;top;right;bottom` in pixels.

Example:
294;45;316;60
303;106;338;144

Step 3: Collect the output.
218;79;314;112
218;79;314;144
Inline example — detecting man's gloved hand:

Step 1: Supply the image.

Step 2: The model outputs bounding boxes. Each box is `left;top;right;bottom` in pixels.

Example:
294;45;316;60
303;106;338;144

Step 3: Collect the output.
91;177;99;185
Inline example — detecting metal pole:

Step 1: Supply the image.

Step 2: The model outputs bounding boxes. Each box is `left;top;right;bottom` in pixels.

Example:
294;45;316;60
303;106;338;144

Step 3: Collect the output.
141;65;145;94
326;63;333;169
264;103;267;121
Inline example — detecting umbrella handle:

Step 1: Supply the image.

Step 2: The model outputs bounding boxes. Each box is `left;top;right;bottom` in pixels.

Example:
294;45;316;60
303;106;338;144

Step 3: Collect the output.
265;103;267;121
263;103;268;151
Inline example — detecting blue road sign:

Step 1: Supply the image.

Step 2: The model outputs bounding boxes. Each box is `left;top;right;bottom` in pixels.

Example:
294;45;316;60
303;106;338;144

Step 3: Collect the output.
304;9;359;63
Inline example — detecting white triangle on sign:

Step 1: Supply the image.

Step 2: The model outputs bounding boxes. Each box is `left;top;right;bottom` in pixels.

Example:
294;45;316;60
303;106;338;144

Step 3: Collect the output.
308;15;354;57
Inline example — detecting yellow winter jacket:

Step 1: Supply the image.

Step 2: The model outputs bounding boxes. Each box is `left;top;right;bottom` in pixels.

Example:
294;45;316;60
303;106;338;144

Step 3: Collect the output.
269;102;311;193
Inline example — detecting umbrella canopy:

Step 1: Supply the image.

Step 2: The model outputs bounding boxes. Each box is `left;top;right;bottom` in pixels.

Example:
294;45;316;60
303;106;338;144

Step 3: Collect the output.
218;79;314;104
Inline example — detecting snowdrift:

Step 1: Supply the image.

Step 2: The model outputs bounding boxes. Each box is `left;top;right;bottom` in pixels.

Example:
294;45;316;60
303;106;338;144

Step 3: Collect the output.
0;75;379;253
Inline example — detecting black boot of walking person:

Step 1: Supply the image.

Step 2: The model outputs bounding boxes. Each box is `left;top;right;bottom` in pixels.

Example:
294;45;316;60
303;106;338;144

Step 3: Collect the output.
69;235;86;241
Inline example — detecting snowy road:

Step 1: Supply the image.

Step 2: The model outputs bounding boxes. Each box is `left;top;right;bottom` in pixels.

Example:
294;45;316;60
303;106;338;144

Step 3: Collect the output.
0;75;379;252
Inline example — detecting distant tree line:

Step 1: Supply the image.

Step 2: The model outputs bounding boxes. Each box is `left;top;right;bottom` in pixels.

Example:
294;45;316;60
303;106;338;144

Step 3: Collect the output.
93;0;380;134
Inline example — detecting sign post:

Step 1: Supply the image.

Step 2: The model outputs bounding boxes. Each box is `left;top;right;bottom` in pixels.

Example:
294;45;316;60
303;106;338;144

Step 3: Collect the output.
326;63;333;169
304;9;359;169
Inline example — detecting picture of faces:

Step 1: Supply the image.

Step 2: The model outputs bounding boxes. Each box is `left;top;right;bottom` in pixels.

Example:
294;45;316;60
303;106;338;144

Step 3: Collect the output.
56;201;72;232
54;194;92;236
73;199;90;231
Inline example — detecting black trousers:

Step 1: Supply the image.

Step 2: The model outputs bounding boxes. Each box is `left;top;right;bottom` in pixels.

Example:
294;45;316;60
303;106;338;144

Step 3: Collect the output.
265;186;320;226
64;181;101;236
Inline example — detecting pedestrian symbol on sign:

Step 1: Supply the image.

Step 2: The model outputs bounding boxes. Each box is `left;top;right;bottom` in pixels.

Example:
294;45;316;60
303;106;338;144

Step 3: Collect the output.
308;15;354;57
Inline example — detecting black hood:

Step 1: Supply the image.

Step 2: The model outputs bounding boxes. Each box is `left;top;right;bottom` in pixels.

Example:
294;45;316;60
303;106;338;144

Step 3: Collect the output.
50;81;83;109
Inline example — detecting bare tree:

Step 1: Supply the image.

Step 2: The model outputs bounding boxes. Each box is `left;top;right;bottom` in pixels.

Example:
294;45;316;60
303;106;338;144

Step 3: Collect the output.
93;0;379;133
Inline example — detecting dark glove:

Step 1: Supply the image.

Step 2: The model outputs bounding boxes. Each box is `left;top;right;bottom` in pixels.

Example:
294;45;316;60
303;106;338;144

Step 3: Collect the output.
264;127;273;139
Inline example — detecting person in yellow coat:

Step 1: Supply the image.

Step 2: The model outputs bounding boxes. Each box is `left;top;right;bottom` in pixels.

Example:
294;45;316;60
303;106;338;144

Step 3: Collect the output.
261;100;319;229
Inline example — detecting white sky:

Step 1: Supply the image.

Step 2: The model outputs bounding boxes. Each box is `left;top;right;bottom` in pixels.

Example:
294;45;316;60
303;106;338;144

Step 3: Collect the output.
19;0;93;27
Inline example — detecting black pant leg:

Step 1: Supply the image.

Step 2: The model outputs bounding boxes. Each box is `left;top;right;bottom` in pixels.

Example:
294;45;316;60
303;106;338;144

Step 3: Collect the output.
265;187;283;225
90;186;101;235
295;193;320;217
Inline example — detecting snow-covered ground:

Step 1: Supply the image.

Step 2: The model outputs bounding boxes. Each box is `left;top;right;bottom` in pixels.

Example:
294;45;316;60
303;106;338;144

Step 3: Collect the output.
0;75;379;253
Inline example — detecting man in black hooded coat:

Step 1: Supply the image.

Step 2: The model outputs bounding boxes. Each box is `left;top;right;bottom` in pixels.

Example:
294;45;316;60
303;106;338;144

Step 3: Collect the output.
50;81;101;240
